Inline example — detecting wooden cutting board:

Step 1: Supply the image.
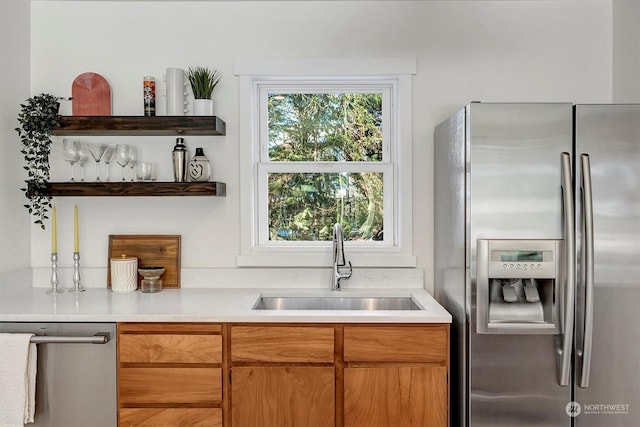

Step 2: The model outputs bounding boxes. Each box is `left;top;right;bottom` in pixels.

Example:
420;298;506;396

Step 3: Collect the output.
72;72;112;116
108;235;181;289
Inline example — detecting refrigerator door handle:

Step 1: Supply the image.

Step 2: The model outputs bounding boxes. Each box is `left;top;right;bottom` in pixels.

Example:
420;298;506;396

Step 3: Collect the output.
578;153;594;388
557;152;575;386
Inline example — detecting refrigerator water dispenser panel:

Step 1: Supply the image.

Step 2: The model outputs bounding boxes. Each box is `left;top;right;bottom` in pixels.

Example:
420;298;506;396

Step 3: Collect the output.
476;239;564;334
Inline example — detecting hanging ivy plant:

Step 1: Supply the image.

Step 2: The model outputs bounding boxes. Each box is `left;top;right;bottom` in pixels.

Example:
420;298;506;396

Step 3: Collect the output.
15;93;65;229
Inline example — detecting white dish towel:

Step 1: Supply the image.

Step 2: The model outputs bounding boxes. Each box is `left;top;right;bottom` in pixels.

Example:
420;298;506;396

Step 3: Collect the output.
0;333;37;426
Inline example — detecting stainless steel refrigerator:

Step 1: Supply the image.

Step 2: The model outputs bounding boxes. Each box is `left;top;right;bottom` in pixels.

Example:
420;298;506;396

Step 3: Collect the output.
434;103;640;427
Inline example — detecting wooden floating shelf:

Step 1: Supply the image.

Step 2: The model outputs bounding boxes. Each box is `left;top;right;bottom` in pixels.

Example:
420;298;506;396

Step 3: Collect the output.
31;182;226;197
53;116;226;136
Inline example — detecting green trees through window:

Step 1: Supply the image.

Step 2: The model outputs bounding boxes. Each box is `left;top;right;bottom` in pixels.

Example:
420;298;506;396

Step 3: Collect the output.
266;93;384;242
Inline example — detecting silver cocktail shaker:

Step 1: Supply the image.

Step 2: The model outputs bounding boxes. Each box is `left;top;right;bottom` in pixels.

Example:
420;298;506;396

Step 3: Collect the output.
172;137;188;182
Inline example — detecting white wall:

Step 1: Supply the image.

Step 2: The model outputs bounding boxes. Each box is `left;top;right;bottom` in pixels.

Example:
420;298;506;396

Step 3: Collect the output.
613;0;640;102
30;0;612;292
0;0;31;274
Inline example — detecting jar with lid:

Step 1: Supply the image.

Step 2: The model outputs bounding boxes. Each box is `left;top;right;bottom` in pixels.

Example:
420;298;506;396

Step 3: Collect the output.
110;255;138;292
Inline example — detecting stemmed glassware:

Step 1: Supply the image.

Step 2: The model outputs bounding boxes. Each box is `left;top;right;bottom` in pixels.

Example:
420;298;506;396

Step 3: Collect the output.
127;147;138;182
102;145;116;181
88;143;109;181
115;144;130;181
76;142;90;181
62;139;80;181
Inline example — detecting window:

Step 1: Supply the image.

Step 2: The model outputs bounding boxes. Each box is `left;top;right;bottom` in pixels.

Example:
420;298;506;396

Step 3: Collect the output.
236;58;416;267
261;86;389;245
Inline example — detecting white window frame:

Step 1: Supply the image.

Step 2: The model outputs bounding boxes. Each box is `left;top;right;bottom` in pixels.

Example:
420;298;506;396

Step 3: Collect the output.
235;58;416;267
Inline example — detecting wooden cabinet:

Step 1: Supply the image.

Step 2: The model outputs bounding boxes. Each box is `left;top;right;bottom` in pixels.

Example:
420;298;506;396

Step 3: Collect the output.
344;366;448;427
229;323;449;427
231;366;335;427
343;325;449;427
117;323;224;427
230;325;336;427
116;322;449;427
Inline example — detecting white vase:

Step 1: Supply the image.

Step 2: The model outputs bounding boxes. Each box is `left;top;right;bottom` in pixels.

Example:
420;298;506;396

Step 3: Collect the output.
193;99;214;116
164;67;188;115
188;147;211;182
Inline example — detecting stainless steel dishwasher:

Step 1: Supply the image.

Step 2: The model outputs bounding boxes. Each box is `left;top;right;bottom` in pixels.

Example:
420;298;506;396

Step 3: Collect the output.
0;322;116;427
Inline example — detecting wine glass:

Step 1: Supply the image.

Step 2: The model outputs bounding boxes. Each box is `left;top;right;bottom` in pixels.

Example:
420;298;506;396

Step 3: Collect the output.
127;147;138;182
88;143;109;181
76;142;90;181
62;139;80;181
115;144;130;181
102;145;116;181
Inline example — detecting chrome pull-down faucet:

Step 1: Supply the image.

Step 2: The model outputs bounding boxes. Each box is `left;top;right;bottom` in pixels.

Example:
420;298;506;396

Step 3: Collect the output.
332;223;352;291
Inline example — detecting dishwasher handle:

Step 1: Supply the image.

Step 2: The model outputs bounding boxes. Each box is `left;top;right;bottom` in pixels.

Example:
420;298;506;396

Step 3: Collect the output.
30;332;110;344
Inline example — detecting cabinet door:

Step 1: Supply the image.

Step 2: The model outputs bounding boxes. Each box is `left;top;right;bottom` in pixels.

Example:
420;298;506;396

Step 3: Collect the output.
344;366;448;427
231;366;335;427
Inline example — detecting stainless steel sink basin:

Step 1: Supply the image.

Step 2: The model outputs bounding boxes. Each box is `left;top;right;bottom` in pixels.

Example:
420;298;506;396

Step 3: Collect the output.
253;296;423;311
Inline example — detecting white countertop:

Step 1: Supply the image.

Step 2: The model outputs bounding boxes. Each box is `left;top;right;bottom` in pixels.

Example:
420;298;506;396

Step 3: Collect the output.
0;287;451;323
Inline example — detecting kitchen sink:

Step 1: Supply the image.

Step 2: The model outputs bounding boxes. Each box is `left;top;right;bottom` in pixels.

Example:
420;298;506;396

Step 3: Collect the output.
252;296;423;311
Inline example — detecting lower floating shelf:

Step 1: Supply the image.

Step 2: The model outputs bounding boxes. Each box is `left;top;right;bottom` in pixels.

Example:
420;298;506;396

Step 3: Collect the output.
33;182;226;197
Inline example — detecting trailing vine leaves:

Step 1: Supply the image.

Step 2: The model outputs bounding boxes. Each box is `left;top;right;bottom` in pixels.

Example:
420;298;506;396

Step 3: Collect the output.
15;93;63;229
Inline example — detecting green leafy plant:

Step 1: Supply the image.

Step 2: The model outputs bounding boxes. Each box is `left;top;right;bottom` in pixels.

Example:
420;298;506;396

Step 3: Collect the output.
187;66;222;99
15;93;64;229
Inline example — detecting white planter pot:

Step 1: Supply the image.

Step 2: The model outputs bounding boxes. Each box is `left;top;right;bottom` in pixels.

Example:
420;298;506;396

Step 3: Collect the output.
193;99;214;116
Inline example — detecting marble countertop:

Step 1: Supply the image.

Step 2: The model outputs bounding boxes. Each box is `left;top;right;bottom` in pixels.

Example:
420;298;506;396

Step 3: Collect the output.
0;287;451;323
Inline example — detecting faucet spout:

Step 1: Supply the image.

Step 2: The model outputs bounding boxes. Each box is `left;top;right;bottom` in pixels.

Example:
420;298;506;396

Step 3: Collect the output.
332;223;352;291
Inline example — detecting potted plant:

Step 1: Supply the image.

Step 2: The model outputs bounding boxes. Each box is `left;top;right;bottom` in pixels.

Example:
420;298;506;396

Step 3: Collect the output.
15;93;65;229
186;66;222;115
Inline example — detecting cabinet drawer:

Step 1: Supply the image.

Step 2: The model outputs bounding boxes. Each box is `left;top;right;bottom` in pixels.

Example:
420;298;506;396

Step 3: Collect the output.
119;334;222;364
119;323;222;334
344;325;448;363
231;326;334;363
119;367;221;404
119;408;222;427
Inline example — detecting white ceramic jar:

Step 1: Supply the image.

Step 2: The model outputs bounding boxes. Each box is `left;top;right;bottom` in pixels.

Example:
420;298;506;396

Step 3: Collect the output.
110;255;138;292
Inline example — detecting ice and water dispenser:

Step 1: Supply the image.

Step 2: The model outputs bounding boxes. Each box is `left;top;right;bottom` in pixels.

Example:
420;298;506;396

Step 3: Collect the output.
476;239;564;334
